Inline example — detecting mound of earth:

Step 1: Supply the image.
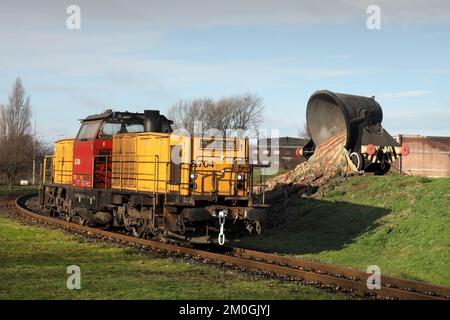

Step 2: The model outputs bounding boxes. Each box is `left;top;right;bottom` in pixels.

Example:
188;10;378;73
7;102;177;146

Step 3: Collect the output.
265;131;358;197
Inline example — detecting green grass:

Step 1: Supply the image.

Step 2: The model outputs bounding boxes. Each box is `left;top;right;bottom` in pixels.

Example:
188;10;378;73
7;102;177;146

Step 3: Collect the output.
0;185;37;197
241;175;450;286
0;216;346;300
253;168;289;181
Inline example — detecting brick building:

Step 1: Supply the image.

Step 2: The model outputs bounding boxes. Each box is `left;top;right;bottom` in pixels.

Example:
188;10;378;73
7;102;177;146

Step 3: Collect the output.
250;136;309;169
392;135;450;177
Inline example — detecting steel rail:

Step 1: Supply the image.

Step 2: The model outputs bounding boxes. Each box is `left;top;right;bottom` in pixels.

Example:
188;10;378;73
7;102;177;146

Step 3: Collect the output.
228;247;450;299
6;194;450;300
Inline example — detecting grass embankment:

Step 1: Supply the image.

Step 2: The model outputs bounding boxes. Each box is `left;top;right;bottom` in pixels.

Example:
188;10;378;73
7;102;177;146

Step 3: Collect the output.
0;185;37;197
253;168;289;182
241;175;450;286
0;216;345;299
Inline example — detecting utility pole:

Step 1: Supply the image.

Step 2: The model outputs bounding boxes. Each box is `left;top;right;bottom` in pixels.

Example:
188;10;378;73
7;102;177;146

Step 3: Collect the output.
32;107;36;185
399;134;403;175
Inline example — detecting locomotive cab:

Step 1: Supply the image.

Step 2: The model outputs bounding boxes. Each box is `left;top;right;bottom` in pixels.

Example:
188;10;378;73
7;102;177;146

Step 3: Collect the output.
72;110;172;189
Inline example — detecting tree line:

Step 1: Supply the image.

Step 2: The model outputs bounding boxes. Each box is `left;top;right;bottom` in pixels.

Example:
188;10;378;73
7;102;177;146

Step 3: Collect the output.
168;93;264;137
168;93;310;141
0;78;312;189
0;81;266;189
0;78;49;190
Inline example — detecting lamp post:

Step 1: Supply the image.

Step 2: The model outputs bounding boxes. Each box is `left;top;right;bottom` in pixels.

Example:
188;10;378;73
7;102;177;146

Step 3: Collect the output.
32;107;37;185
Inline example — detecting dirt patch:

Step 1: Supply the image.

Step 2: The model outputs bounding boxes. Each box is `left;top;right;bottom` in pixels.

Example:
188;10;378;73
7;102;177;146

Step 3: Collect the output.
263;132;359;226
267;131;357;192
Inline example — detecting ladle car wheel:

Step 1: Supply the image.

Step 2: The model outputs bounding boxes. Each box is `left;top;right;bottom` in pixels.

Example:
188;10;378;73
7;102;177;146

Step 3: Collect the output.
350;152;364;171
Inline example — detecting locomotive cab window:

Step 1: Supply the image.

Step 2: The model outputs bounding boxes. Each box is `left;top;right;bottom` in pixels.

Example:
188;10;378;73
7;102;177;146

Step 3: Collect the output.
76;120;102;140
99;121;144;138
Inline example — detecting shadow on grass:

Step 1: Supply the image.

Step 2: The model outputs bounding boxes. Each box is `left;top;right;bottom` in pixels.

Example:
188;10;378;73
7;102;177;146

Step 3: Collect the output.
245;184;390;255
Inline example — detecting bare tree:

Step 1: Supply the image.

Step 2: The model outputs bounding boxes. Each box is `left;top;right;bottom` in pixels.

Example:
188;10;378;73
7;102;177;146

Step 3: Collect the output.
168;98;211;135
2;78;32;138
0;78;34;190
0;135;33;189
298;122;311;140
0;103;6;140
168;93;264;137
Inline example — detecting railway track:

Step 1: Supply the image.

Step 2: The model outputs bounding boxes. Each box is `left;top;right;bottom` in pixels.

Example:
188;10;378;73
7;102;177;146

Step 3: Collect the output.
3;193;450;300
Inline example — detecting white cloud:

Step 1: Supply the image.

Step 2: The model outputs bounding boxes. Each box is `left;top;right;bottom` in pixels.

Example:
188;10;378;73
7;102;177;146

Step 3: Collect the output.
422;69;450;75
273;67;353;79
0;0;449;139
378;90;434;99
382;101;450;136
1;0;449;30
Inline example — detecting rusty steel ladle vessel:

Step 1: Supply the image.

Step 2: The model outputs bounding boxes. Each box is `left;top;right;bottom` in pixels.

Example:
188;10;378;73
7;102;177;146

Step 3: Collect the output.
299;90;409;174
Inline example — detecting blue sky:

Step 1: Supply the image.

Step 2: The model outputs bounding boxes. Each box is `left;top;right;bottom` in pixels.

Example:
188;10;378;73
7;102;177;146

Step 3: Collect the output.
0;0;449;142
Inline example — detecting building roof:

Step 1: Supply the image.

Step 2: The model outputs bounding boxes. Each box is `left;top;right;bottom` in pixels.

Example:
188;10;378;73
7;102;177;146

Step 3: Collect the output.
267;136;309;147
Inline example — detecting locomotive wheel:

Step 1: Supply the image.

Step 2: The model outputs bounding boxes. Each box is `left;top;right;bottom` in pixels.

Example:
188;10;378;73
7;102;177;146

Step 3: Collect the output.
159;235;169;243
131;226;145;238
78;217;87;226
375;162;391;175
349;152;364;171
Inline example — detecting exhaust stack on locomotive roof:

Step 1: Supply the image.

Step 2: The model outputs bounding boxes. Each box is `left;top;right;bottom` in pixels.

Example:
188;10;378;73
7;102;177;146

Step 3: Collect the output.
143;110;173;133
299;90;408;174
144;110;161;132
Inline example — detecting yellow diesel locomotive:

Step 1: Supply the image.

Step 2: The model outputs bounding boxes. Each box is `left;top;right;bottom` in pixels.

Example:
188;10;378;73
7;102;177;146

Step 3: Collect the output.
40;110;265;244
